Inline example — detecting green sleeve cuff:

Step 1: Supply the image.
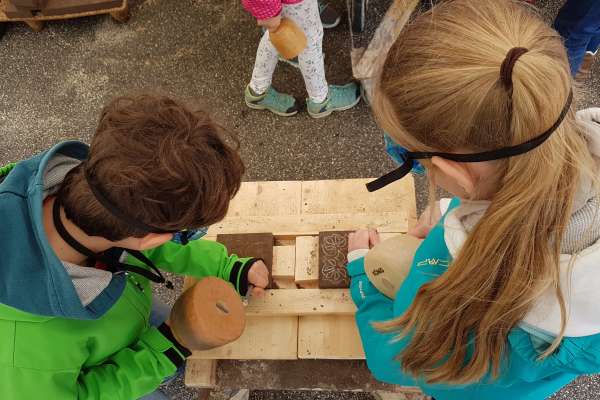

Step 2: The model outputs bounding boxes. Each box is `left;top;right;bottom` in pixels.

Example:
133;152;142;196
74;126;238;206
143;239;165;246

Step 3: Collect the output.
229;257;259;295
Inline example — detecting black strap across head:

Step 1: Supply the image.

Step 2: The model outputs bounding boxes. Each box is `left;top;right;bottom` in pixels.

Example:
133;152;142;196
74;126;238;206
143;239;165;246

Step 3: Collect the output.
367;89;573;192
83;166;171;234
52;196;173;289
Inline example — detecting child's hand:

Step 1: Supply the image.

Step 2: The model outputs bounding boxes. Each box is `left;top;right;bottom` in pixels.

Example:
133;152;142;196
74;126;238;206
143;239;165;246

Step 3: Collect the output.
348;229;381;252
258;15;282;32
247;260;269;297
408;203;442;238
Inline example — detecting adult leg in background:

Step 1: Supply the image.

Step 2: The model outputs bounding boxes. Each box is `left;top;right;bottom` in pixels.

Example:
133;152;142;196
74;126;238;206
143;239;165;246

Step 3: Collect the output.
553;0;600;76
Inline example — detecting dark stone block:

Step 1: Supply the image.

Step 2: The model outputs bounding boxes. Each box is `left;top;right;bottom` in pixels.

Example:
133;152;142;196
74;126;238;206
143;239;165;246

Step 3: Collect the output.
40;0;122;16
217;233;275;289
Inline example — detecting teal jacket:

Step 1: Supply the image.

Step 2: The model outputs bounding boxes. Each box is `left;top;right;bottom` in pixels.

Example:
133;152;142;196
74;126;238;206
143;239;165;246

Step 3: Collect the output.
0;141;257;400
349;198;600;400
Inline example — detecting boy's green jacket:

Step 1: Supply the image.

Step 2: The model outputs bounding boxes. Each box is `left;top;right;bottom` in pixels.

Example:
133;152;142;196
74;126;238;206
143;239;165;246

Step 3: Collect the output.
0;141;256;399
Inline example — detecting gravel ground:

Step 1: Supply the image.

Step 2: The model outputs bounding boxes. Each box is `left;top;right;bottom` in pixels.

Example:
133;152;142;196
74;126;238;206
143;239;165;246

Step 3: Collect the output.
0;0;599;399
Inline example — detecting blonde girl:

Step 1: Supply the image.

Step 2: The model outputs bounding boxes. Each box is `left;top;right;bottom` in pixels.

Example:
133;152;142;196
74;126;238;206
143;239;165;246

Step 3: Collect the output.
346;1;600;399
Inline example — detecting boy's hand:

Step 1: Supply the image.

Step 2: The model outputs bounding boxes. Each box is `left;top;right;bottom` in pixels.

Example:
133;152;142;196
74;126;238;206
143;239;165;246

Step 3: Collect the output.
247;260;269;296
258;15;282;32
408;203;441;239
348;229;381;252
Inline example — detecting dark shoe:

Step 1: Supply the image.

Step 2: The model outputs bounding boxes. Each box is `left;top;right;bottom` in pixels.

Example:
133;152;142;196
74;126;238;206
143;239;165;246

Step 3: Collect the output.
319;0;341;29
576;51;596;82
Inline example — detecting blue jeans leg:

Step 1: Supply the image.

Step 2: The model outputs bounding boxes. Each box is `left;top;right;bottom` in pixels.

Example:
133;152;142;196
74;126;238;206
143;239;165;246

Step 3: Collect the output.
139;298;185;400
553;0;600;75
588;34;600;54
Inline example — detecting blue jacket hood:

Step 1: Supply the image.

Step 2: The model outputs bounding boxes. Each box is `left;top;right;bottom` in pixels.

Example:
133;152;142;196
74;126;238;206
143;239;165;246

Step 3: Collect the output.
0;141;125;320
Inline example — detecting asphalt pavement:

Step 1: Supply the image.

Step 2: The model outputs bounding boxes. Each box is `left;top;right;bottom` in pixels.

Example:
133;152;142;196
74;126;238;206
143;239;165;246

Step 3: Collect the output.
0;0;598;399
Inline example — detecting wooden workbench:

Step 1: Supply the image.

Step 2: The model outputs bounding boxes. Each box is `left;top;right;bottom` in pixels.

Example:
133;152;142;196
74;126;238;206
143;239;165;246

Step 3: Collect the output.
183;177;422;395
0;0;129;32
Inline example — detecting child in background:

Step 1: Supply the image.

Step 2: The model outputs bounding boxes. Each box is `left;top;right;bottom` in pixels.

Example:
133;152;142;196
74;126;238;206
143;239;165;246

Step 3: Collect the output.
347;1;600;399
242;0;361;118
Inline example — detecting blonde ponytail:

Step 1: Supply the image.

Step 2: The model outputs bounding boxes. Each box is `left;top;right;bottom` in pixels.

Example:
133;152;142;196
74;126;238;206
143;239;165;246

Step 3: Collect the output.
373;0;598;384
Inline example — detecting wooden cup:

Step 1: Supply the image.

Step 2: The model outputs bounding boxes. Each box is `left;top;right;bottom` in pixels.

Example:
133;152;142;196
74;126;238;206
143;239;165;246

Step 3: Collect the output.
169;277;246;350
269;18;308;60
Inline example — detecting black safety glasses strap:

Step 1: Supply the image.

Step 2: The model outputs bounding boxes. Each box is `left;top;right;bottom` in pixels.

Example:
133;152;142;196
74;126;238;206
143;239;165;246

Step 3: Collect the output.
366;159;414;192
367;90;573;192
83;167;170;234
52;197;173;288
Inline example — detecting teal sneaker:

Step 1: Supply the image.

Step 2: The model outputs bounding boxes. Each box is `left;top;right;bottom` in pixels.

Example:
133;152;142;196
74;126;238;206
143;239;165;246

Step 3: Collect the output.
245;85;300;117
307;82;362;119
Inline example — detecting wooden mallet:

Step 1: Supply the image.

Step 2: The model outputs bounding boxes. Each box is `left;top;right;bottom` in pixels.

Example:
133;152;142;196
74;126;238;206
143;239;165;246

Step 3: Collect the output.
364;235;423;299
169;277;246;350
269;18;307;60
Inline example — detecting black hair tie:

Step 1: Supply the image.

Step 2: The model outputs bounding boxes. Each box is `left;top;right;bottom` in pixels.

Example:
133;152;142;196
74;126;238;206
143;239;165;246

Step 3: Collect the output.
500;47;529;90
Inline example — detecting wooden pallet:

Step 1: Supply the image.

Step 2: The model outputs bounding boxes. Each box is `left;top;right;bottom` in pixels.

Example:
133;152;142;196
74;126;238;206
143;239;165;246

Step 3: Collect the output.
184;177;417;388
0;0;129;31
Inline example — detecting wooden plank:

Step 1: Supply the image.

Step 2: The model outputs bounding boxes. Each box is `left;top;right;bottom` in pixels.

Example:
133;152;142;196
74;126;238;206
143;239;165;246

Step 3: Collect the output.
272;245;296;289
244;289;356;316
180;284;357;316
4;2;32;17
294;236;319;288
301;177;416;215
227;181;302;217
272;245;295;279
185;359;217;388
10;0;46;8
0;0;126;21
207;212;411;237
41;0;122;16
214;360;404;391
373;390;427;399
189;316;298;360
298;315;364;359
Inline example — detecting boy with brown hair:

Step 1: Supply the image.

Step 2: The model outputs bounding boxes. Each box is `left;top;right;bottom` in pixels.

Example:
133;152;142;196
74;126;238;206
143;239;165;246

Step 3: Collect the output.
0;95;269;400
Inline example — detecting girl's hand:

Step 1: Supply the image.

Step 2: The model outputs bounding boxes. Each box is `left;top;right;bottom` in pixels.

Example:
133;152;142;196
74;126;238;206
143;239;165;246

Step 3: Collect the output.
348;229;381;252
247;260;269;297
258;15;282;32
408;203;442;239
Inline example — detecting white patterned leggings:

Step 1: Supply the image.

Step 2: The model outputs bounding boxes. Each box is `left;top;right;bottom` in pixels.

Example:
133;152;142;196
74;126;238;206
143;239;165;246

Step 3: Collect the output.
249;0;329;103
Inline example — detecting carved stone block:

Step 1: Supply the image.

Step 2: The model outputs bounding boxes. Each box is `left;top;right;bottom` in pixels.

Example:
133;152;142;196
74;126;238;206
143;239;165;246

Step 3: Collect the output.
318;231;351;289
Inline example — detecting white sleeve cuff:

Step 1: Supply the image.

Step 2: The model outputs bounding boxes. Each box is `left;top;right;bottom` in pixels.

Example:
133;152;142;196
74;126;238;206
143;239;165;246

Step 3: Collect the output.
439;198;452;215
348;249;370;262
